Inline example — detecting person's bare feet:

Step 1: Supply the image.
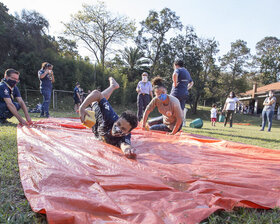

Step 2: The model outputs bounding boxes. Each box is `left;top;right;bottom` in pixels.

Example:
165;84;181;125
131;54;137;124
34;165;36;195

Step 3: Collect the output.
109;77;119;89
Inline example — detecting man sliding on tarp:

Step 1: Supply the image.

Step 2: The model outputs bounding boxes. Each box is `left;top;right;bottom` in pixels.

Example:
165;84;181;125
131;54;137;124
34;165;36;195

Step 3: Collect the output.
79;77;138;159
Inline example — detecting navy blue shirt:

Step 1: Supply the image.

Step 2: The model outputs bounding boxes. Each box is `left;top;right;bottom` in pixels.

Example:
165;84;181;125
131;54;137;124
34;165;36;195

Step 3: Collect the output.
73;86;80;99
0;81;21;104
38;69;52;90
171;67;193;97
92;98;131;147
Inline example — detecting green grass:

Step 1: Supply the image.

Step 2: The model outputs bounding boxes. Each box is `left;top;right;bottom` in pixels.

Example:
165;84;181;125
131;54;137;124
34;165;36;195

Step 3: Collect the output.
0;107;279;223
184;106;280;150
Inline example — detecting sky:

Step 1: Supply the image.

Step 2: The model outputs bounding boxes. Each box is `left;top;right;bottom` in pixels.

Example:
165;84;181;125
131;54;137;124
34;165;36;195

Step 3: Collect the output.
1;0;280;58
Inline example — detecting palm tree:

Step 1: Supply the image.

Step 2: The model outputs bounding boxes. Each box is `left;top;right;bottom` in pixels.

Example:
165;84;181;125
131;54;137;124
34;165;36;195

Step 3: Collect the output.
121;47;150;80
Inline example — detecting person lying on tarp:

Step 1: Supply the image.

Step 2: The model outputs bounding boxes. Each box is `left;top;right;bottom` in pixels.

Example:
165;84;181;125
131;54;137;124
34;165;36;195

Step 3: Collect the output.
0;69;32;125
142;76;183;135
79;77;138;159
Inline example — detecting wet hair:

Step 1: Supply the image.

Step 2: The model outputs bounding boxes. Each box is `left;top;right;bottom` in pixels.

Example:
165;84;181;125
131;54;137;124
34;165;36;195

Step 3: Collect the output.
42;62;52;70
174;59;184;67
120;110;138;131
151;76;166;89
5;68;20;77
229;92;236;98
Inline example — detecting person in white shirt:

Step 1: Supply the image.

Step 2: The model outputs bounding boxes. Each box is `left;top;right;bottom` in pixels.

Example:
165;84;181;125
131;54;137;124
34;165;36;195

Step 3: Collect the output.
260;90;276;132
222;92;240;127
210;104;217;126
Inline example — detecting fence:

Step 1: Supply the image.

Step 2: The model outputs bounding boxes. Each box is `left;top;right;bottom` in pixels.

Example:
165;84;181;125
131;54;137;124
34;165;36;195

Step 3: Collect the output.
24;89;76;111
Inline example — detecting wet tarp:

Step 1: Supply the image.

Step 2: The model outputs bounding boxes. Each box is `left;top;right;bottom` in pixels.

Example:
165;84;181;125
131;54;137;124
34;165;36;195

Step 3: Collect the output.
17;118;280;224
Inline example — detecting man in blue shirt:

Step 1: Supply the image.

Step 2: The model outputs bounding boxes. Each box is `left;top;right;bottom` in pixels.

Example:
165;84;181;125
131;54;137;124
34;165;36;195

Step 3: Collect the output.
79;77;138;159
170;59;194;126
73;82;81;113
38;62;55;118
136;72;153;121
0;69;31;125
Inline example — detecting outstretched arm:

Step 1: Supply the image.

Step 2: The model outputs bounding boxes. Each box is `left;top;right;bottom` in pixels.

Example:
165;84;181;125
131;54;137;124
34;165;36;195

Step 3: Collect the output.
4;98;27;125
79;90;103;122
16;97;31;123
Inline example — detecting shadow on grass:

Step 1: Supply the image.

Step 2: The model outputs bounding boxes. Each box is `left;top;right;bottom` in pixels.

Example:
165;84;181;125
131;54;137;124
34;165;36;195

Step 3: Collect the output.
188;130;280;145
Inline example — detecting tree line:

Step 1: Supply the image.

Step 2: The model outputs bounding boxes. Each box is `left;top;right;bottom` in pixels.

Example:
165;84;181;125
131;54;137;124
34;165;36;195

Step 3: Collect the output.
1;2;279;113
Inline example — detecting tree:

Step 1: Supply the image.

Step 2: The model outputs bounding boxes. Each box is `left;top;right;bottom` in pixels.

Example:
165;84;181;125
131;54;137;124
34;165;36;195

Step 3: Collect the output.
198;38;221;104
220;40;251;93
119;47;149;81
136;8;182;75
255;36;280;84
63;2;136;69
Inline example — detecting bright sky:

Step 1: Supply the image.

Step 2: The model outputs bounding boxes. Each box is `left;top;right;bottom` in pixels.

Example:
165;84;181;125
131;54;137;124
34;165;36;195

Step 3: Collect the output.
2;0;280;58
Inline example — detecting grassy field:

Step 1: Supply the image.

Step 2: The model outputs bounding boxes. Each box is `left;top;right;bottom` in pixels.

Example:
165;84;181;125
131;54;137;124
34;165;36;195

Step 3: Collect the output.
0;107;279;223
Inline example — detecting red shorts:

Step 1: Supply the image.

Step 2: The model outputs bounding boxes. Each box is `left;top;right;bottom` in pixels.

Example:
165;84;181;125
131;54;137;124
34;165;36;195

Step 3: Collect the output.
211;118;217;122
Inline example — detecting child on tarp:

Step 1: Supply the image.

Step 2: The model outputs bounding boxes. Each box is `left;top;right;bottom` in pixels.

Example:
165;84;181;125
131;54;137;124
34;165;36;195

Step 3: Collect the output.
210;104;217;126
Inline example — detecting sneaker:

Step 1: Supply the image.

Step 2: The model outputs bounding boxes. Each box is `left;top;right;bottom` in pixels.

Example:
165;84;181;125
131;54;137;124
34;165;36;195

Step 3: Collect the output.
259;129;264;131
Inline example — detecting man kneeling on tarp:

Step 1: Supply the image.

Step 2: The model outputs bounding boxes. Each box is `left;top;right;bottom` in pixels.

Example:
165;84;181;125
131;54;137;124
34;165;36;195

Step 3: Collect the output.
0;69;31;125
79;77;138;159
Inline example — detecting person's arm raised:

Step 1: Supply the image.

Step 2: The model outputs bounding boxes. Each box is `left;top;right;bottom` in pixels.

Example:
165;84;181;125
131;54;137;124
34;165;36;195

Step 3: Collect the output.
79;90;103;123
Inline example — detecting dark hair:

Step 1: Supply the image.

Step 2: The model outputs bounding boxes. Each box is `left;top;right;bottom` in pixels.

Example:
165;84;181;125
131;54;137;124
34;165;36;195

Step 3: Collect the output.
76;82;80;86
229;91;236;98
212;104;217;107
5;68;20;77
120;110;138;131
42;62;52;69
151;76;166;89
174;59;184;67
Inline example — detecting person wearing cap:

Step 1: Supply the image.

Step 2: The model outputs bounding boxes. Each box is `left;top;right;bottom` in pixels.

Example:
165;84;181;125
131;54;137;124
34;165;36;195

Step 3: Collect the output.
142;77;183;135
74;82;81;113
170;59;194;126
38;62;55;118
136;72;153;121
0;69;32;125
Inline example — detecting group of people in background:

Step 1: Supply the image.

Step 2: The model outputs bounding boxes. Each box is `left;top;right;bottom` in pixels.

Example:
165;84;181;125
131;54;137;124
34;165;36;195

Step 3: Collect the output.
0;58;277;135
209;90;276;131
136;59;194;134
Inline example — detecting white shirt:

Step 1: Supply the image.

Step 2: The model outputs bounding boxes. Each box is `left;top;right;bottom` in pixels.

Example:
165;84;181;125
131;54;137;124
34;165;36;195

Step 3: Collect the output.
225;97;239;111
210;108;217;118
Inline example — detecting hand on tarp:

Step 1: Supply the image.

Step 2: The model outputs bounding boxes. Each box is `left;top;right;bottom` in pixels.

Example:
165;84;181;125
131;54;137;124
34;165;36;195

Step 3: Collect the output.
124;147;136;159
79;107;90;123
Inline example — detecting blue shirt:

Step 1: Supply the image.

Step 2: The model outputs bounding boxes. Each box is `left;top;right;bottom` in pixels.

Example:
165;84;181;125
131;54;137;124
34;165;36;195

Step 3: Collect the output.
137;81;152;95
0;81;21;104
92;98;131;147
38;69;52;90
171;67;192;97
73;86;80;99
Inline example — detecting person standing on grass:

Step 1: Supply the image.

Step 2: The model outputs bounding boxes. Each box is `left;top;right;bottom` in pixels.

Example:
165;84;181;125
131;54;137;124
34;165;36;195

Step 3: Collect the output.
210;104;217;126
260;90;276;132
38;62;55;118
142;77;183;134
0;69;32;125
170;59;194;126
222;91;240;128
73;82;81;113
136;72;153;121
79;77;138;159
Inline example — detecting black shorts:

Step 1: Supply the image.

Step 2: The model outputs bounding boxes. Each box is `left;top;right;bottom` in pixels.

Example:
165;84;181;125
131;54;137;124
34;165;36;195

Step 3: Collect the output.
74;98;80;104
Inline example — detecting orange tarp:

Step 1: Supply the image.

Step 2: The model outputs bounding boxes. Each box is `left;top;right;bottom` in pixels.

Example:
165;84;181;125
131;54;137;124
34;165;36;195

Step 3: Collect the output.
17;118;280;224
